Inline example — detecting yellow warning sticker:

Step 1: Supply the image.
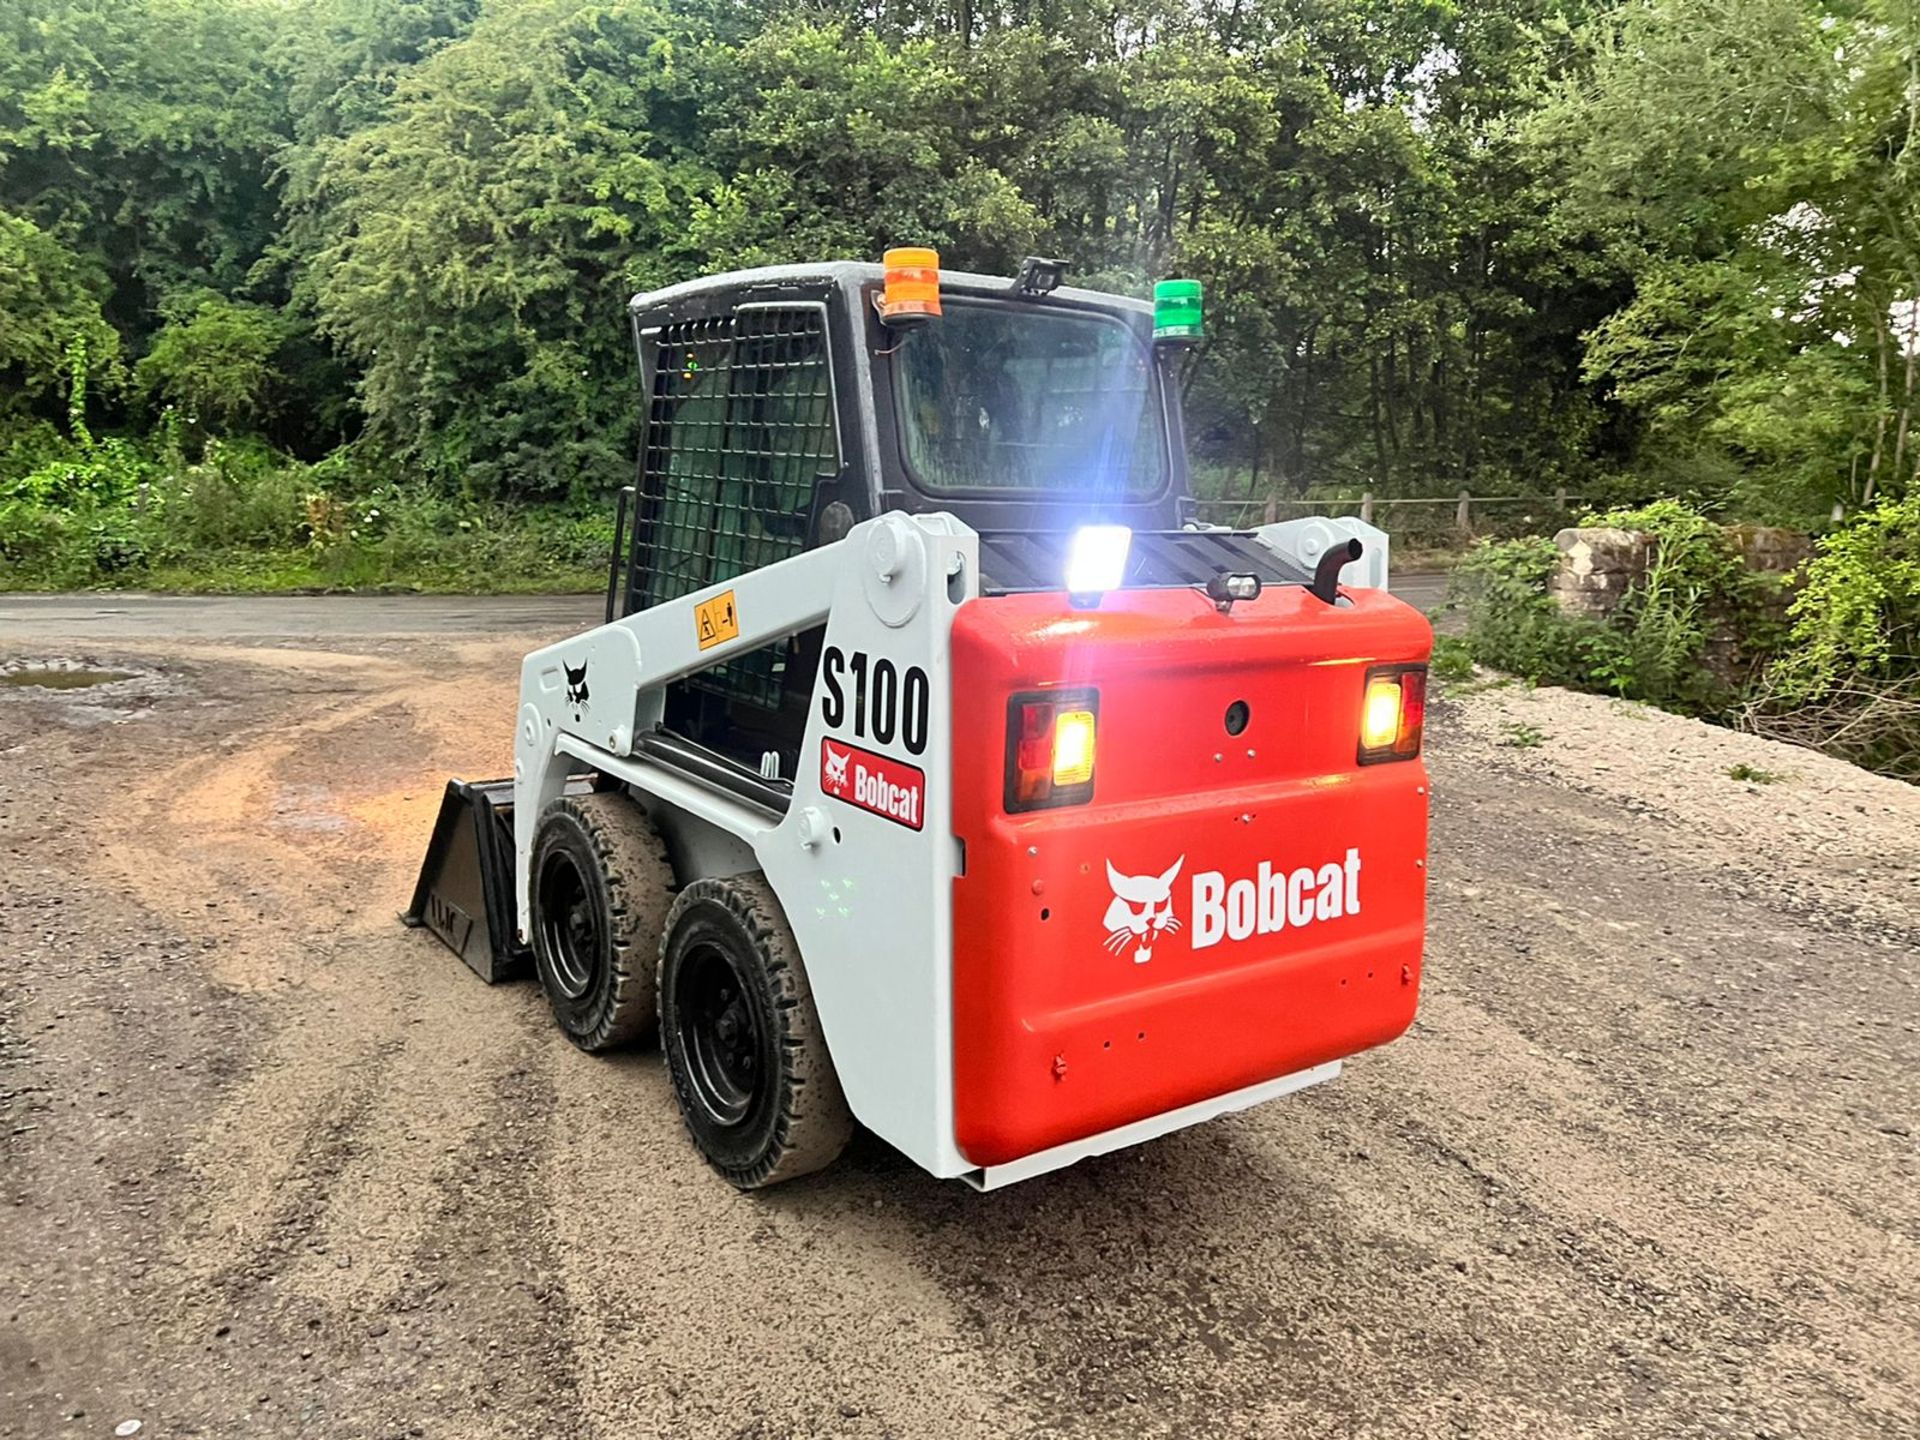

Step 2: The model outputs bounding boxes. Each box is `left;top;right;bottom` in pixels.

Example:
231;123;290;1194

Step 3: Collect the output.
695;589;740;651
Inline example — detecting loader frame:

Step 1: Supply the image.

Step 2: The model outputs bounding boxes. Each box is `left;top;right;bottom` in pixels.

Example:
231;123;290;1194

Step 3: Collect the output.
408;258;1422;1189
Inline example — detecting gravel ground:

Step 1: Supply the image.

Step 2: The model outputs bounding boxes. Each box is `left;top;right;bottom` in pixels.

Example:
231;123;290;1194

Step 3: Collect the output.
0;626;1915;1439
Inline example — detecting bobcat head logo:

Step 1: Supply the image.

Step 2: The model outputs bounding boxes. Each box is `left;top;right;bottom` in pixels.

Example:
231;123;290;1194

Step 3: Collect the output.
822;742;851;794
563;658;589;709
1103;856;1185;964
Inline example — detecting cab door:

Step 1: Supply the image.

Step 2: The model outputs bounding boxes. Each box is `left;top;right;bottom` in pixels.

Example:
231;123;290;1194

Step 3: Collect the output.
624;299;860;779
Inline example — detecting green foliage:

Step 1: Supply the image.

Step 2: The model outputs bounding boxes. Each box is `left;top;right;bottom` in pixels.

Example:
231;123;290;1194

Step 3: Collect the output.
1727;762;1784;784
1552;0;1920;519
1451;501;1780;714
0;435;609;592
0;0;289;322
1451;535;1635;692
135;294;293;435
1498;721;1548;749
1428;634;1476;684
295;0;710;496
0;211;120;415
1771;493;1920;699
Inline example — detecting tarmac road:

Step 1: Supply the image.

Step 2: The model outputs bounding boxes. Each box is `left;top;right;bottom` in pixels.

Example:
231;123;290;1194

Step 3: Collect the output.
0;599;1914;1438
0;570;1452;641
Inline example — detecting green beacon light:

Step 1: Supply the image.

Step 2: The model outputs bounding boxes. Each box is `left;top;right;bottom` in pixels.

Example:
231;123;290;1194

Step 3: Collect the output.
1153;278;1204;342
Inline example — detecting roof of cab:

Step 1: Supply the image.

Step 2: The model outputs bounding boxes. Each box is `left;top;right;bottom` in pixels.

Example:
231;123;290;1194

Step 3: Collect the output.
628;261;1152;319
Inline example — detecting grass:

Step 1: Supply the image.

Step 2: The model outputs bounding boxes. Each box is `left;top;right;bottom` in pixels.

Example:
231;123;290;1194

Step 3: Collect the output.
1727;761;1785;785
1429;635;1476;684
1;444;617;595
1498;720;1548;748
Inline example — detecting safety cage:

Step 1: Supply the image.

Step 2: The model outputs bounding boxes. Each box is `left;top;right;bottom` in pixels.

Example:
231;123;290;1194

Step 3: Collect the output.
610;294;860;784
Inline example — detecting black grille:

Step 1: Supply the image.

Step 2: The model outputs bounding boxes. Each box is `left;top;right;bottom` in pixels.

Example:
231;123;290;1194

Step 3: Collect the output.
974;529;1315;594
632;307;838;707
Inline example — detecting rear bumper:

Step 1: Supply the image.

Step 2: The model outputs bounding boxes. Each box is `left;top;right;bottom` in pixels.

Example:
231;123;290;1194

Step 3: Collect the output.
960;1060;1342;1189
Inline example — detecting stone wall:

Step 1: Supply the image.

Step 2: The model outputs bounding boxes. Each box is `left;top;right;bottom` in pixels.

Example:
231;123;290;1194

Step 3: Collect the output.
1548;524;1809;623
1547;527;1652;620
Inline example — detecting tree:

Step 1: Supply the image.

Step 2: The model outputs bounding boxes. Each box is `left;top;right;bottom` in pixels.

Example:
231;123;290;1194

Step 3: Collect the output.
0;0;289;334
294;0;715;495
1552;0;1920;518
135;293;292;434
0;209;119;418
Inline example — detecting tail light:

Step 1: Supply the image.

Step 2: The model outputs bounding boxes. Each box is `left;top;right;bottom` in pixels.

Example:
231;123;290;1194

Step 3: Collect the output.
1005;691;1099;810
1357;664;1426;764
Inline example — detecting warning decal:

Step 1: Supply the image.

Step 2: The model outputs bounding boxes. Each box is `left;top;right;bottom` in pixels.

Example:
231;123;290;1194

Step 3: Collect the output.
695;590;740;651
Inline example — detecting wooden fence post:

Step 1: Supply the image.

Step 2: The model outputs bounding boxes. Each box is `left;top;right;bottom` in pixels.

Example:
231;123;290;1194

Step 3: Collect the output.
1456;489;1472;533
1554;485;1568;511
1263;496;1279;525
1360;491;1374;524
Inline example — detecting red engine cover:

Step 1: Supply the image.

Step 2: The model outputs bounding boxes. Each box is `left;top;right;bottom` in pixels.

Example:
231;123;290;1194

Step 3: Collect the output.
949;584;1433;1167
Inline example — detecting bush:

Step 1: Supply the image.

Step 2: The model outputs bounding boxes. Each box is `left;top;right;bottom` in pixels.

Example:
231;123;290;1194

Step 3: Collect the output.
1768;493;1920;700
1743;495;1920;780
1450;536;1636;692
0;434;616;593
1450;500;1785;716
135;294;293;436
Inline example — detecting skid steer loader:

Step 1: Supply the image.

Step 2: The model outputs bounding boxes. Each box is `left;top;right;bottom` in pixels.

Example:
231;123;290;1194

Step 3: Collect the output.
407;252;1433;1190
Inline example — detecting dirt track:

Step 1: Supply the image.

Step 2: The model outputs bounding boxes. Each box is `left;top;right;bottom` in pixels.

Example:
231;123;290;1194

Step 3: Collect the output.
1;613;1916;1439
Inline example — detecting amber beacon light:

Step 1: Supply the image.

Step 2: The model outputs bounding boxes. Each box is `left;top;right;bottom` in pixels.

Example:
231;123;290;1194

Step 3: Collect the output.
882;246;942;323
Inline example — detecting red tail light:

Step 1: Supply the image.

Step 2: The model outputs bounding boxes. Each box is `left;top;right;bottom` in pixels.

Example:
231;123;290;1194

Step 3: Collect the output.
1357;664;1426;764
1005;690;1100;811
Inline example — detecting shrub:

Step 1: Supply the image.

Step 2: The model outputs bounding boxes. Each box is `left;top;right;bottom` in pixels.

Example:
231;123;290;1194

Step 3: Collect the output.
135;294;293;437
1449;536;1635;691
0;432;616;594
1743;495;1920;780
1768;493;1920;700
1450;500;1785;715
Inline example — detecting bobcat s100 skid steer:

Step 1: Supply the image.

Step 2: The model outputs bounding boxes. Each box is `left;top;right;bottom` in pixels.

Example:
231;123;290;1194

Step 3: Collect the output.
407;251;1433;1190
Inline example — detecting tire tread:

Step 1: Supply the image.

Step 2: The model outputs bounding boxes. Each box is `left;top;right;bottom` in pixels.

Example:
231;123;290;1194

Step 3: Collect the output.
533;791;674;1052
659;875;853;1188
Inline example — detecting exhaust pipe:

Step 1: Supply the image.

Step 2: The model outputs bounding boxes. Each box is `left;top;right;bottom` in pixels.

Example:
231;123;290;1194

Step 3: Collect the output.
1310;537;1364;606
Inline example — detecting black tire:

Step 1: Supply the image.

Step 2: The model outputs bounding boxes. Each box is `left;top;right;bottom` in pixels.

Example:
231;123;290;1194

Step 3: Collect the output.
529;792;675;1052
658;875;853;1189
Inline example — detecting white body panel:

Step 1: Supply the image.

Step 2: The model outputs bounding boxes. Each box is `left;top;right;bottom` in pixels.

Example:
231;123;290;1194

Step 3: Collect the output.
515;512;979;1178
511;510;1379;1185
1254;515;1391;590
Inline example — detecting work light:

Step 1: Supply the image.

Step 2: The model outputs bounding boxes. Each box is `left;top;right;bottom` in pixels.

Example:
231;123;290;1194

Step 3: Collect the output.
1064;524;1132;595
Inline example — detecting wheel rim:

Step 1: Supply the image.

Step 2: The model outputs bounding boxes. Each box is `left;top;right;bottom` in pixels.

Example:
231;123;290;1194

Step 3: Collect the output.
537;850;598;1001
676;941;763;1128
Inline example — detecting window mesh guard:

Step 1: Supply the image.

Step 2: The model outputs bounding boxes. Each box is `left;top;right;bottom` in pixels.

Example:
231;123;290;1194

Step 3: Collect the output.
634;308;838;709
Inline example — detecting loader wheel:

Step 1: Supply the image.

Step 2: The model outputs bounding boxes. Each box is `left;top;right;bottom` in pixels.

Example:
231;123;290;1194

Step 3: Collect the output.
658;876;853;1189
529;793;674;1052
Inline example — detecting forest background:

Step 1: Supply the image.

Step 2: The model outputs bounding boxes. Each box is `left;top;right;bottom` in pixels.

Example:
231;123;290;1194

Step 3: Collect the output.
1;0;1916;598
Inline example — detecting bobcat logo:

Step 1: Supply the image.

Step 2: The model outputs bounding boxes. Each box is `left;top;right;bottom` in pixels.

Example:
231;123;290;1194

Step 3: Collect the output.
1103;856;1185;965
563;658;589;709
822;742;851;794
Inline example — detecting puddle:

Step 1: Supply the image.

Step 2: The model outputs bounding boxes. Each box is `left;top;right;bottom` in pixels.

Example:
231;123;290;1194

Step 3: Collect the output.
2;668;137;690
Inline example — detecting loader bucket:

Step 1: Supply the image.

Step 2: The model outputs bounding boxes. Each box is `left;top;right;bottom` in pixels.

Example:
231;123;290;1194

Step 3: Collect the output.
403;777;529;983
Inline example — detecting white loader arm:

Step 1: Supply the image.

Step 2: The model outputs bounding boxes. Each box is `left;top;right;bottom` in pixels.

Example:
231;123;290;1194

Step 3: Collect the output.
510;512;973;939
511;533;834;930
511;510;982;1178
